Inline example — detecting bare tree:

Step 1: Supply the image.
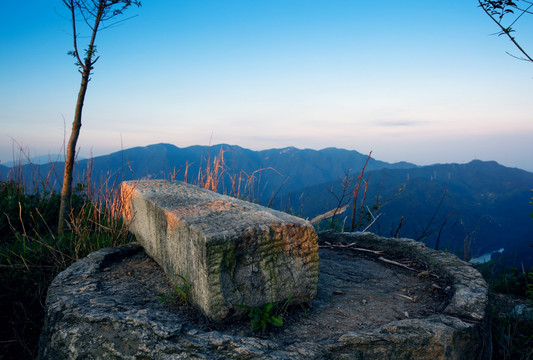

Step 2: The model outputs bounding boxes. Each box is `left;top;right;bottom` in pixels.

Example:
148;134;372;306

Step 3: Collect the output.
327;169;354;226
478;0;533;63
59;0;141;234
350;152;372;232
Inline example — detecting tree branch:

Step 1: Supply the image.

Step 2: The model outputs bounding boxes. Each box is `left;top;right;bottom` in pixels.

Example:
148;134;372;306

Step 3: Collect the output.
478;0;533;63
64;0;84;67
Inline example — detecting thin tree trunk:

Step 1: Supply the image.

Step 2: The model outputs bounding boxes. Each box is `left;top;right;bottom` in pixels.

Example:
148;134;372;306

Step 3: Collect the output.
58;68;91;234
58;1;104;235
58;0;139;234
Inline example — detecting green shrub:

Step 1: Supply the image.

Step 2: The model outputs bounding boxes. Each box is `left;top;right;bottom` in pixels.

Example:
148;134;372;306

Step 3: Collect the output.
476;260;533;359
476;261;529;297
239;302;283;332
490;295;533;360
0;180;132;359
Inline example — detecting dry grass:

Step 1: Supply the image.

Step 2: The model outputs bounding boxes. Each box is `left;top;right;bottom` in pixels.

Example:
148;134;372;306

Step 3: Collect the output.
0;151;134;359
192;146;281;203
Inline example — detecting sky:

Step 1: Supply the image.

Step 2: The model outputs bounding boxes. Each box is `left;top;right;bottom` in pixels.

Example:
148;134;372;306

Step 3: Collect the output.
1;1;532;171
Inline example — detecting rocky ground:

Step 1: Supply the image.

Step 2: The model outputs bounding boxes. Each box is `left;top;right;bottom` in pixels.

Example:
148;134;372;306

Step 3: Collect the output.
89;240;452;345
38;234;489;359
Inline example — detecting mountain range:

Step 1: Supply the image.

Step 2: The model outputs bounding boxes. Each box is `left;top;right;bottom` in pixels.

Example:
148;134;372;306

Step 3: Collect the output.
1;143;532;268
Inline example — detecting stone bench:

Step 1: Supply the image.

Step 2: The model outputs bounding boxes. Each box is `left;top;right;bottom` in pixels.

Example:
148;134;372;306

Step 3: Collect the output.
120;180;319;321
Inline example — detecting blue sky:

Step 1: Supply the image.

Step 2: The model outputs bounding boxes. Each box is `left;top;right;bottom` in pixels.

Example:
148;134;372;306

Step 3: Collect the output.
1;1;532;171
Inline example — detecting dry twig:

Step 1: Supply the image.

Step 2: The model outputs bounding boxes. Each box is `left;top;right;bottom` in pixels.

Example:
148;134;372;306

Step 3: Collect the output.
378;256;417;272
396;293;419;303
319;241;384;255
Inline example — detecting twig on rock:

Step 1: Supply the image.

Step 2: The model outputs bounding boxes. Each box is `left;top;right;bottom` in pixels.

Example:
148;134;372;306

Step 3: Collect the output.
396;294;419;303
320;241;383;255
378;256;417;272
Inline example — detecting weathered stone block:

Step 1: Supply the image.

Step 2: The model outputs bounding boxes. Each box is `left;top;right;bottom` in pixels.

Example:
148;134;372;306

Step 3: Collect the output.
121;180;319;321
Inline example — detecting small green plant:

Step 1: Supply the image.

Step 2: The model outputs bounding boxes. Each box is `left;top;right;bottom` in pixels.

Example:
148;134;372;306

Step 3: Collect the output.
277;293;293;315
157;293;171;304
239;302;283;332
157;274;192;305
170;273;192;304
299;302;311;317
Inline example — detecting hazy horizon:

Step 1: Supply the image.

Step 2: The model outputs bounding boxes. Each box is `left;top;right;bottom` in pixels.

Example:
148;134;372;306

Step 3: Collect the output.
1;1;532;172
2;141;533;173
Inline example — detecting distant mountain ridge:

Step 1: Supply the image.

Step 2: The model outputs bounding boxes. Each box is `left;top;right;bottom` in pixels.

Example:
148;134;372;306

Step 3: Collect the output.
1;154;79;168
1;143;531;267
1;143;413;197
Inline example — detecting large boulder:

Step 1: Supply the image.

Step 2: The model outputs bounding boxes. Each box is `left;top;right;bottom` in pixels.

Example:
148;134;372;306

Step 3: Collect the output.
120;180;319;321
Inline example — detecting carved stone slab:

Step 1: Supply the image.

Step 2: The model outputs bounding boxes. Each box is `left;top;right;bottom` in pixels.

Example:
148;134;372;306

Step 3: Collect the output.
120;180;319;321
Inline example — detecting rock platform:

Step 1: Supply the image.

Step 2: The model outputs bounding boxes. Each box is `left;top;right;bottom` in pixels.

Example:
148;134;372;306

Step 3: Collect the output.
38;231;491;359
